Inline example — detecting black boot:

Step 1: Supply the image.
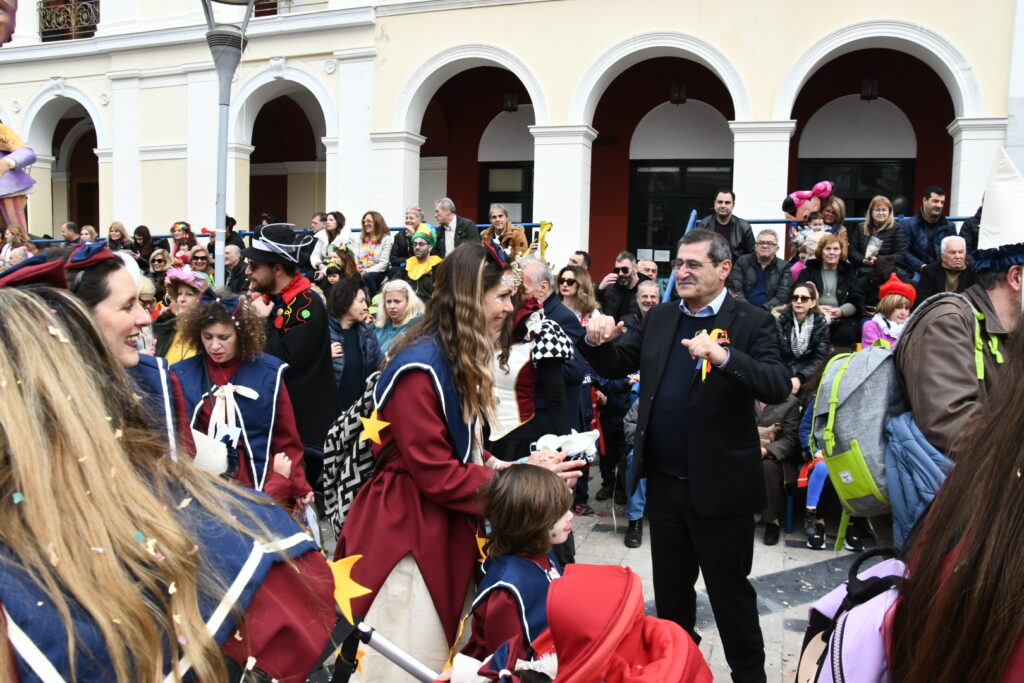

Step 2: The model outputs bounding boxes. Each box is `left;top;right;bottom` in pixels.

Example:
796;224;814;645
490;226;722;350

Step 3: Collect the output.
624;519;643;548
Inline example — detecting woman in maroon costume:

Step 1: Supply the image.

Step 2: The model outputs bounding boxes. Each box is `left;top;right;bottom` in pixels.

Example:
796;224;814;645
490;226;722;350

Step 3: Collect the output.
334;244;580;681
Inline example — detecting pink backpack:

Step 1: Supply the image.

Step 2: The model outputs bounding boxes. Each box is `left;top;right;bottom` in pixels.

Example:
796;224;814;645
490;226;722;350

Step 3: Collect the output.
798;549;905;683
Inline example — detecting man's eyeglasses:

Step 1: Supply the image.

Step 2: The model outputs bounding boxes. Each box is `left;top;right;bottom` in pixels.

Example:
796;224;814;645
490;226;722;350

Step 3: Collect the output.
672;259;714;271
792;295;814;303
756;241;778;247
558;277;577;286
614;266;631;275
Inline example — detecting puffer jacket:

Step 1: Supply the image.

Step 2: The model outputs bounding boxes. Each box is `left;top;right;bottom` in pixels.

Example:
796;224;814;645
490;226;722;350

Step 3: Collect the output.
884;411;953;547
727;254;793;310
774;309;831;382
848;222;909;272
328;318;385;387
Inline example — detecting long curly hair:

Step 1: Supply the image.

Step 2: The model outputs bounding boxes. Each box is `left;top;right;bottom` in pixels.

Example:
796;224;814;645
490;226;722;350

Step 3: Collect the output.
360;211;390;244
0;288;291;682
388;243;508;425
177;290;266;362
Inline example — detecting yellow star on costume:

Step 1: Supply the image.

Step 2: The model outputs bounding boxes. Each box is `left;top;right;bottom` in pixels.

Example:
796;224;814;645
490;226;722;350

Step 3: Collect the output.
328;555;373;624
359;409;390;444
355;649;366;674
475;532;488;564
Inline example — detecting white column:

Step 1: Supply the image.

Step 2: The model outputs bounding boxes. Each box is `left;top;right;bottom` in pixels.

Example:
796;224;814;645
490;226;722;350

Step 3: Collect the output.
8;0;39;46
107;71;141;228
729;121;796;244
186;66;218;229
529;124;597;266
95;147;114;230
369;131;425;225
334;47;375;221
27;154;54;237
947;118;1009;216
321;136;339;212
419;156;448;212
1006;0;1024;172
227;143;254;228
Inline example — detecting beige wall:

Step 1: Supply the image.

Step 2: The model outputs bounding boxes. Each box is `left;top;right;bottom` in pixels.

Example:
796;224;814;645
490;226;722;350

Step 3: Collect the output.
140;159;188;230
287;172;326;226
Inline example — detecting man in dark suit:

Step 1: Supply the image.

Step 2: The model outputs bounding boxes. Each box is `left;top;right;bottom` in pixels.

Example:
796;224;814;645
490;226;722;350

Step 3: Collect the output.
581;229;790;683
433;197;477;258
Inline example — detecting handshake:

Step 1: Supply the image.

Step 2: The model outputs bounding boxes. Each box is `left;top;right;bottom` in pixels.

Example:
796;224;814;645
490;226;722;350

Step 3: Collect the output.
532;429;601;464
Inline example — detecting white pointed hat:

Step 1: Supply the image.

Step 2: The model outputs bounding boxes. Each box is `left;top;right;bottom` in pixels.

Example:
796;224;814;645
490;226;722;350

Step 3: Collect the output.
975;148;1024;272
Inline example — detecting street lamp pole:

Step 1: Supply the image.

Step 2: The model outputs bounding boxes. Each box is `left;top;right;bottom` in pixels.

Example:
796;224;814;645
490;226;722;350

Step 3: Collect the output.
201;0;255;288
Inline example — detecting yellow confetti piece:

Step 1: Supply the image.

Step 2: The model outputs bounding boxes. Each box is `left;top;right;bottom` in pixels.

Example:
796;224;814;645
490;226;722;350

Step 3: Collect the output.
177;497;192;509
78;456;87;462
145;538;158;555
112;618;121;625
168;582;177;595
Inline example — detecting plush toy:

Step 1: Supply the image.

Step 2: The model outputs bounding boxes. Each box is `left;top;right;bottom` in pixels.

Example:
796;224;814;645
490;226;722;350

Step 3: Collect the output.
0;121;36;239
0;1;15;46
782;180;834;223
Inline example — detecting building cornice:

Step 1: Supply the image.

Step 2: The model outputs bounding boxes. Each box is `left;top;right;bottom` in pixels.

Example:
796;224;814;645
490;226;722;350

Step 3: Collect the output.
376;0;554;17
0;7;374;65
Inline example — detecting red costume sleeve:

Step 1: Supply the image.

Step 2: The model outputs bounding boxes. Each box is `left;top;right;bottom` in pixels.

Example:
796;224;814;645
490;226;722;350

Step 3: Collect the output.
221;550;335;682
461;589;525;661
262;386;312;503
382;370;492;516
168;371;197;455
0;602;22;683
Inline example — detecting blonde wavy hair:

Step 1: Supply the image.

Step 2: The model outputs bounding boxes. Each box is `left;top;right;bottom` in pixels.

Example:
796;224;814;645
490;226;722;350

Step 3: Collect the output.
388;243;506;425
0;288;287;682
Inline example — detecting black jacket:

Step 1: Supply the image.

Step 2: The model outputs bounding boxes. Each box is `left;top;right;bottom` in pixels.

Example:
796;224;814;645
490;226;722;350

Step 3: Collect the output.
542;295;588;433
774;310;831;382
848;222;909;271
225;261;249;294
433;216;478;259
579;294;790;516
597;277;642;324
959;206;981;254
915;260;976;306
152;310;177;358
801;260;865;318
727;254;793;311
697;214;755;259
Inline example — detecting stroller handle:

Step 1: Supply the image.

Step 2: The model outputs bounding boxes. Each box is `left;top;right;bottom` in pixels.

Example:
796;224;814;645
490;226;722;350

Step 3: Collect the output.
356;622;440;682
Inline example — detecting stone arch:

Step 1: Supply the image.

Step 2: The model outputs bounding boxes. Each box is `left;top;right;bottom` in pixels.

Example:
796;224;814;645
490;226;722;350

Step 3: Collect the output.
569;31;752;125
21;82;107;154
391;44;550;132
54;118;96;172
231;64;337;147
773;19;983;120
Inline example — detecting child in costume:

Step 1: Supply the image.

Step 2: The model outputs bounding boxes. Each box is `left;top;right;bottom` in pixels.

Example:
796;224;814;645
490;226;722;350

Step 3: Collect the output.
861;273;915;348
0;122;37;239
462;465;573;660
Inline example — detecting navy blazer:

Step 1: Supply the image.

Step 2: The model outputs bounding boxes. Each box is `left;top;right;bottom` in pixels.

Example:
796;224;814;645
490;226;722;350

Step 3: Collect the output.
579;293;790;516
541;295;587;432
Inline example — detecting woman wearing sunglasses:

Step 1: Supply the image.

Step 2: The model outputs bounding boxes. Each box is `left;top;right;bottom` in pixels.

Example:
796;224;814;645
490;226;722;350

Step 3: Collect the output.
773;281;830;397
556;265;601;324
147;247;173;302
188;245;215;286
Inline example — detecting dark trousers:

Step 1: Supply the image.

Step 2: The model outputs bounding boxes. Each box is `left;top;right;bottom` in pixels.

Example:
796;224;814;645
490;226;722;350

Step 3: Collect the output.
647;472;766;683
599;410;627;491
761;458;786;523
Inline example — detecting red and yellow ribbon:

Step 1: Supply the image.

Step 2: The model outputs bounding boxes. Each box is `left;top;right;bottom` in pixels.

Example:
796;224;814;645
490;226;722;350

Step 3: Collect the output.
700;328;731;381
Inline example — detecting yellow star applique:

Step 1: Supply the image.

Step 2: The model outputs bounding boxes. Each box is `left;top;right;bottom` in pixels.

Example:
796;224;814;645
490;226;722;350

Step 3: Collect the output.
475;532;488;564
359;409;390;444
355;649;366;674
328;554;373;624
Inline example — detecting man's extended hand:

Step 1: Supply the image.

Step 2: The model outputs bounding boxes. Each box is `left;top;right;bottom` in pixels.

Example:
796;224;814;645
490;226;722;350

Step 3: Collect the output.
585;312;625;345
682;331;728;366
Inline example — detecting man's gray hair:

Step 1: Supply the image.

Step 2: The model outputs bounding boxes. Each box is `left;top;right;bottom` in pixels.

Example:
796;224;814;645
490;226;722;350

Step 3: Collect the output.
757;229;778;242
225;244;241;255
637;279;660;295
521;255;555;288
436;197;456;213
678;229;732;265
940;234;966;252
490;203;509;217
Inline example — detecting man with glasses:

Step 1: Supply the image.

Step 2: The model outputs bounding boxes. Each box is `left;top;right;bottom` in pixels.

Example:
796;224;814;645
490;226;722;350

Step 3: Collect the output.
727;229;793;310
397;225;442;302
479;203;528;257
581;229;789;683
597;250;644;324
697;189;755;260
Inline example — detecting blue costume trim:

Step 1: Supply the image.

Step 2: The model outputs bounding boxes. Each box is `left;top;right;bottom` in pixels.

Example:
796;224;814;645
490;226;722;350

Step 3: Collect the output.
171;354;288;491
128;354;178;458
374;337;472;463
1;492;318;682
473;552;563;643
973;242;1024;273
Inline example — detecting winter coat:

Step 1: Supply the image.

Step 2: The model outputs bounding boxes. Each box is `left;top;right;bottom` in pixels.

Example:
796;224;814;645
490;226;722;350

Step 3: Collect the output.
697;214;755;259
900;210;955;272
328;318;385;386
801;259;865;319
774;309;831;382
915;261;975;305
884;412;953;547
727;254;794;310
480;224;530;256
756;395;802;488
848;222;909;272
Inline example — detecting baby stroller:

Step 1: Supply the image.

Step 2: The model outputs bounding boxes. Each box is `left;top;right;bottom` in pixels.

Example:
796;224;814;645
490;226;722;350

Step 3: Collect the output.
340;563;711;682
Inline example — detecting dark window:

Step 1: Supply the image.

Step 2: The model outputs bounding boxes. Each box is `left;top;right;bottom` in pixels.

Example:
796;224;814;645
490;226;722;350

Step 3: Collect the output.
479;162;533;225
38;0;99;41
629;161;733;276
798;160;916;219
